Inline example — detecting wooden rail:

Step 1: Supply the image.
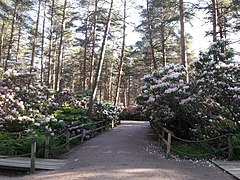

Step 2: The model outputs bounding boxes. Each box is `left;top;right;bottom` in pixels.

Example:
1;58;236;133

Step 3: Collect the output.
151;124;172;158
0;118;120;173
151;122;234;159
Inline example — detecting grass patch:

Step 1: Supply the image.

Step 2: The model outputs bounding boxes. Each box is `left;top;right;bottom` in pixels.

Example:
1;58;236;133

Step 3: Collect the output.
232;134;240;160
171;141;217;159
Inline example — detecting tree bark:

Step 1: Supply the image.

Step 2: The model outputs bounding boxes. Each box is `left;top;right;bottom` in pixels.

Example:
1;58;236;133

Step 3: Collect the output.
40;0;46;86
179;0;188;82
146;0;157;70
83;15;89;90
87;0;114;115
30;0;41;74
123;78;127;107
0;16;5;64
108;62;113;101
114;0;126;106
89;0;98;89
55;0;67;91
16;23;22;62
161;24;167;67
212;0;217;42
47;0;55;89
5;3;18;71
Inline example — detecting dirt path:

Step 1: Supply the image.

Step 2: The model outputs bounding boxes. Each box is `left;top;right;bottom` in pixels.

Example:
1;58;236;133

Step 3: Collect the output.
0;121;235;180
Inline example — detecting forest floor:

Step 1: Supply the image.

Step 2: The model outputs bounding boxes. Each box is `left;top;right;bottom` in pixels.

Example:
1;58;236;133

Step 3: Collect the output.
0;121;236;180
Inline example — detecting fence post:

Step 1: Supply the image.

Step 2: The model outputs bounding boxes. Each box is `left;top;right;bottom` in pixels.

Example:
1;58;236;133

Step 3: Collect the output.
166;132;172;159
157;134;161;144
44;132;50;159
101;121;104;133
66;130;70;151
106;120;110;131
90;123;94;138
228;134;233;160
30;137;37;174
161;129;165;144
103;120;106;132
80;127;84;143
111;119;114;128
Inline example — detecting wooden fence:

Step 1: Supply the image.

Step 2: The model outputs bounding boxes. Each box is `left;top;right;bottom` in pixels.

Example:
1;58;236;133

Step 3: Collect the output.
151;124;172;158
0;118;120;173
151;122;234;159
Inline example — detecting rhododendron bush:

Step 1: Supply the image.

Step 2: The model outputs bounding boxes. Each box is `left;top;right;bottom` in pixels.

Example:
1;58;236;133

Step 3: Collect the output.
0;68;54;132
0;68;109;134
137;41;240;139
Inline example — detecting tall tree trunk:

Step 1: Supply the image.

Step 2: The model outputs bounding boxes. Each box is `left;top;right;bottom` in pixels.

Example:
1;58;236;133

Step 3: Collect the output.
123;78;127;107
212;0;217;42
161;24;167;67
55;0;67;91
30;0;41;73
5;3;18;71
127;77;131;106
114;0;126;106
217;3;223;39
59;48;65;91
47;0;55;89
83;15;89;90
179;0;188;82
0;16;5;64
212;0;218;61
89;0;98;89
217;3;225;53
108;62;113;101
16;24;22;62
87;0;114;115
52;38;57;89
40;0;46;86
147;0;157;70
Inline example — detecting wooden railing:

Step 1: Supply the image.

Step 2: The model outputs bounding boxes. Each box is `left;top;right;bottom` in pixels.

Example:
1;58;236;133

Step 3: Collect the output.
151;122;234;159
151;124;172;158
0;118;120;173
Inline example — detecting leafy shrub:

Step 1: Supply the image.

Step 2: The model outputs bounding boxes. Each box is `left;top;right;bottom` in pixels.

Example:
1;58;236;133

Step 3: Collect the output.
53;104;90;124
232;133;240;160
93;102;121;123
119;105;144;120
0;68;54;132
137;40;240;141
53;90;90;109
172;141;215;159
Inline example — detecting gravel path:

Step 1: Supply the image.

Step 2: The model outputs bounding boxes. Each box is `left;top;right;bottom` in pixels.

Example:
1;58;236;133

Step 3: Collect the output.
0;121;235;180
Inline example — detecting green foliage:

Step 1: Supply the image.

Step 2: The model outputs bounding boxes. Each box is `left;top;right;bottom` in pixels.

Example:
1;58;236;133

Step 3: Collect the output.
0;67;121;158
172;141;216;159
119;106;144;120
233;133;240;160
138;41;240;141
93;102;121;122
0;133;32;156
54;105;91;124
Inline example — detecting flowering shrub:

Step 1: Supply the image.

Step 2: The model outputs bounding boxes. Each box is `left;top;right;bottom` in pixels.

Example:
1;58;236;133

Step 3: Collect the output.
119;105;143;120
53;90;90;109
0;66;121;156
137;64;193;137
0;68;54;132
53;105;91;125
0;67;93;134
92;102;121;123
137;41;240;139
190;41;240;128
31;115;66;136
